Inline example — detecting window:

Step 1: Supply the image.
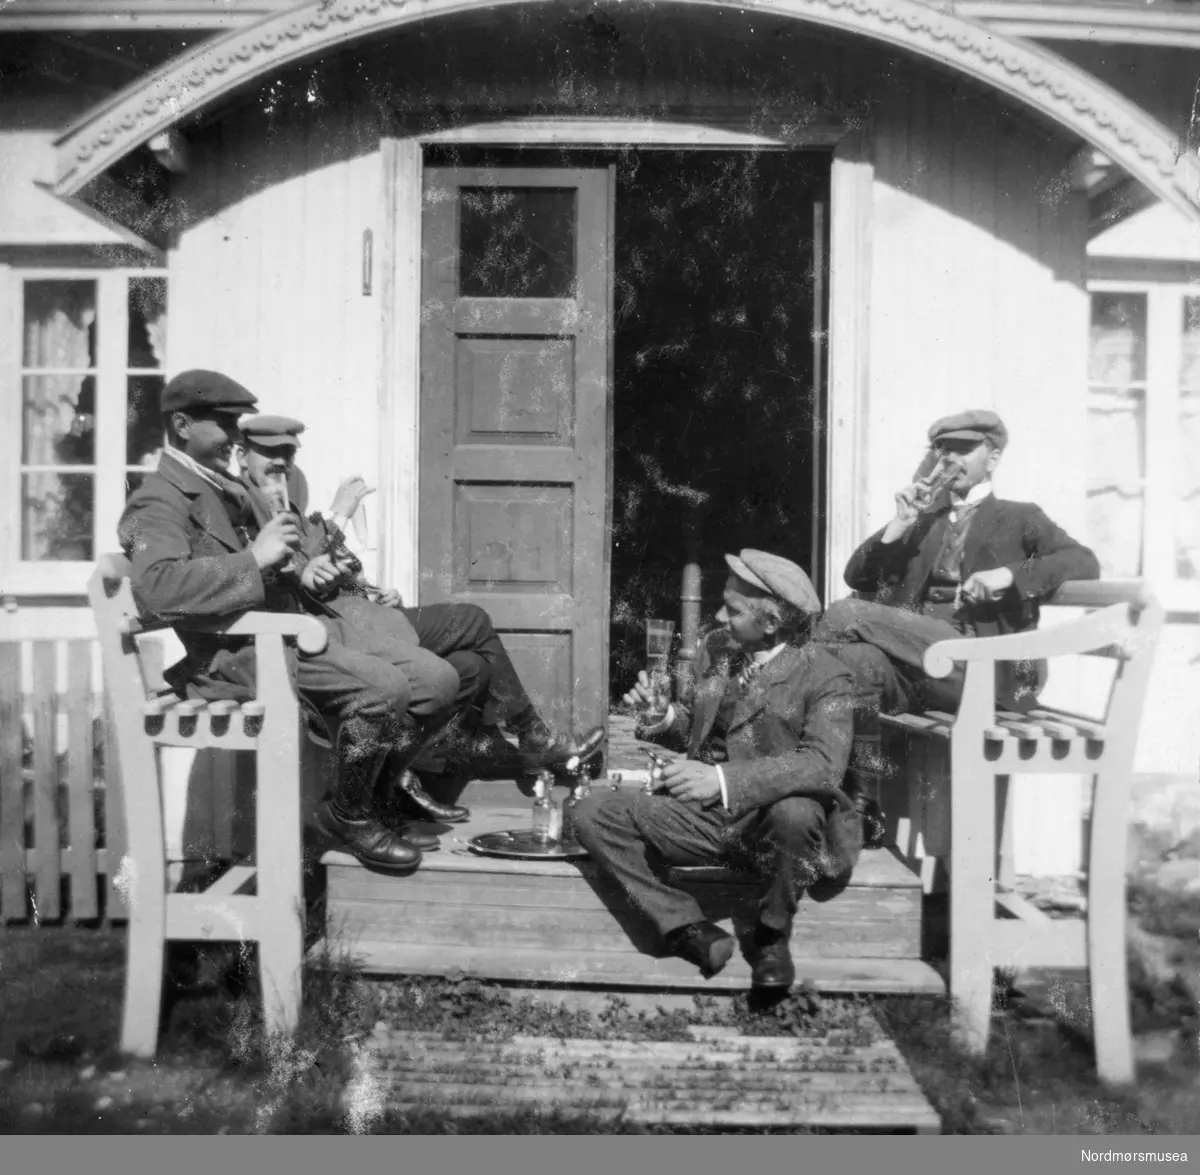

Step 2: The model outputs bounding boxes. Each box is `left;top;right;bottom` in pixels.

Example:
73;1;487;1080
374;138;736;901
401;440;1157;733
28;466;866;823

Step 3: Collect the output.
1087;282;1200;612
2;269;166;594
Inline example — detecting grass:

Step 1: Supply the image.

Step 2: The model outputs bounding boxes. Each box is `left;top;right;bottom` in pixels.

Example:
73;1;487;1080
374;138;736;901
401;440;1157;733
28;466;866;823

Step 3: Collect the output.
1;885;1198;1135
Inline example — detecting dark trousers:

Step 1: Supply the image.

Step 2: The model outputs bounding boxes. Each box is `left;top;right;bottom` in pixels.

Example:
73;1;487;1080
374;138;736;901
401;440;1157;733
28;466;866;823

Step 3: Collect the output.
311;596;540;798
296;611;486;816
811;598;967;790
812;597;966;715
570;789;827;938
401;602;538;730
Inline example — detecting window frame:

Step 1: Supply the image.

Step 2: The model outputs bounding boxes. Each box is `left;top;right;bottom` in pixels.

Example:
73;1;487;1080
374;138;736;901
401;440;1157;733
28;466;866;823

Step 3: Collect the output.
1089;277;1200;615
0;262;167;597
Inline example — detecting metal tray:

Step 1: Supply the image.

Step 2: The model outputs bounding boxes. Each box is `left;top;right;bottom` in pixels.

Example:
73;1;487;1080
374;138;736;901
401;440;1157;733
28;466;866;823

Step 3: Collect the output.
467;829;590;860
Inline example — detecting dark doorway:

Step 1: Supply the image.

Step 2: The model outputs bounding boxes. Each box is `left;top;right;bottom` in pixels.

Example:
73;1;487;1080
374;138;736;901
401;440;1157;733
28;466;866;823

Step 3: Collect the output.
608;149;831;700
420;143;830;710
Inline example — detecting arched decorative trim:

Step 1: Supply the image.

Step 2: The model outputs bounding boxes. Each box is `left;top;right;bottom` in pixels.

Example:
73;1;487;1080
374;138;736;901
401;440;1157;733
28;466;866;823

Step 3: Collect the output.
53;0;1200;221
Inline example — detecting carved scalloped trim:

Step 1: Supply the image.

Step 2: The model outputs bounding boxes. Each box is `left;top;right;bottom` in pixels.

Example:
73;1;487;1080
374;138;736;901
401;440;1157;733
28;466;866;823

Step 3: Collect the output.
53;0;1200;216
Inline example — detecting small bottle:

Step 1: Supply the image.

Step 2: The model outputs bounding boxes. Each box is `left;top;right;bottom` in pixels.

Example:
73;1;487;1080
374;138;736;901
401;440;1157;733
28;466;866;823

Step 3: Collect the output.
546;784;562;843
531;775;553;843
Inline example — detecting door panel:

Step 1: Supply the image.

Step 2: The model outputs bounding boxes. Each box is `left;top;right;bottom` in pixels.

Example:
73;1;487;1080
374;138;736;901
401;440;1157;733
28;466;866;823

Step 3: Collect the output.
420;167;613;733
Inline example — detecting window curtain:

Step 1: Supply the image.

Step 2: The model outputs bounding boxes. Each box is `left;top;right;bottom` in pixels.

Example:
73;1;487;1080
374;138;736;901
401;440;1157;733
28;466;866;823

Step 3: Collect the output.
1086;296;1145;578
1179;300;1200;581
21;281;96;560
127;277;167;471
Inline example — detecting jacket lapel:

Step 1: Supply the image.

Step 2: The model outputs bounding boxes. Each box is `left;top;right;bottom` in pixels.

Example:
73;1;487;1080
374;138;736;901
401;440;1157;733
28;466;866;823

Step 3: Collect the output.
906;511;951;602
724;645;805;736
687;670;726;757
959;494;999;577
158;454;245;553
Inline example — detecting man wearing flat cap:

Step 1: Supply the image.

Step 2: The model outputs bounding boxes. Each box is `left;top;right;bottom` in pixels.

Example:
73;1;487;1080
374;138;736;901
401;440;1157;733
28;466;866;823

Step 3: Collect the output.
571;550;860;992
813;409;1100;767
119;371;467;873
236;418;603;813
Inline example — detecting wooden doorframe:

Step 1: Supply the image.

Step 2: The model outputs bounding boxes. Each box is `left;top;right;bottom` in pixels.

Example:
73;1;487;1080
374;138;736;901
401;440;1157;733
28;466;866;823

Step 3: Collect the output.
827;128;875;605
378;118;873;607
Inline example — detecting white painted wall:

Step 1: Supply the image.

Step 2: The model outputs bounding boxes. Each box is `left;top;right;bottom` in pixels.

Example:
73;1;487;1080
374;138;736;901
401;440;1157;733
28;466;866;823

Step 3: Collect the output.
863;80;1090;542
1088;199;1200;780
0;132;130;246
1090;200;1200;263
169;115;383;582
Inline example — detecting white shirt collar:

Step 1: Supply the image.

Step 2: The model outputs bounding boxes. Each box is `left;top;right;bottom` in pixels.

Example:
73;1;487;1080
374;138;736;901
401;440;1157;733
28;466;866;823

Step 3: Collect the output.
162;447;227;491
950;479;993;511
751;642;789;667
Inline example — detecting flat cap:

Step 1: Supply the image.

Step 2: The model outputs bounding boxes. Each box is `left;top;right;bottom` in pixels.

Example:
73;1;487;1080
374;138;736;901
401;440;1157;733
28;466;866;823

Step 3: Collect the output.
928;408;1008;451
725;549;822;614
161;369;258;416
239;414;305;450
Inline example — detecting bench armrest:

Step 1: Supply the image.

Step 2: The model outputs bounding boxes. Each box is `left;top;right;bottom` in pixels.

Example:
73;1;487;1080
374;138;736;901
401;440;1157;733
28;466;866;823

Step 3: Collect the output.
178;611;329;656
923;599;1161;680
1046;579;1155;610
92;554;329;655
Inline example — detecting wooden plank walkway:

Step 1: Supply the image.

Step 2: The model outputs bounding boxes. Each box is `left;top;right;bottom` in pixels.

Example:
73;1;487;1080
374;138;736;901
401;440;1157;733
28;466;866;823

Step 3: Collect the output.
360;1025;941;1132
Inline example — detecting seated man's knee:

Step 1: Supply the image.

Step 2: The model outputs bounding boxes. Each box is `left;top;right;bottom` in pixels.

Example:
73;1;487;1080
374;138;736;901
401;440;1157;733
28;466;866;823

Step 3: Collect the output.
356;667;412;722
815;596;896;644
763;796;825;847
570;792;604;834
445;650;491;704
453;602;495;642
826;642;893;693
816;597;867;631
571;790;635;836
423;658;461;714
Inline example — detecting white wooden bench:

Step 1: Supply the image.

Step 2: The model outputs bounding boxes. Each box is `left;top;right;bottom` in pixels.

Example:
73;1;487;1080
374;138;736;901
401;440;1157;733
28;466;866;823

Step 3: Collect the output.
877;580;1165;1086
88;553;329;1058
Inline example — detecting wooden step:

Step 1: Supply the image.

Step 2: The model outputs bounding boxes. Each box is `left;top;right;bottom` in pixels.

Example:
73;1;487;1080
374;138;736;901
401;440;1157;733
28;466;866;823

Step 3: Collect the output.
315;939;945;994
319;778;940;994
324;850;923;959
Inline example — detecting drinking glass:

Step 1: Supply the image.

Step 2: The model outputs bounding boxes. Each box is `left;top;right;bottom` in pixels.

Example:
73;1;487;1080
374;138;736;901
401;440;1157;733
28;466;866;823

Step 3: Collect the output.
261;469;290;516
645;618;675;718
261;470;295;571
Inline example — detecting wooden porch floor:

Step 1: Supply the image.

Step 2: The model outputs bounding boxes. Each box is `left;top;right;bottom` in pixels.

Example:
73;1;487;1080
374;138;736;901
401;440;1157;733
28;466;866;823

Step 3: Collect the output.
317;722;944;994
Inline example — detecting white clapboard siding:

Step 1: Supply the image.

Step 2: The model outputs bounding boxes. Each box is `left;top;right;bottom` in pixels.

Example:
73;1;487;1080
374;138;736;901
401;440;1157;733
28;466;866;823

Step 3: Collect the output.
168;94;382;582
866;72;1090;541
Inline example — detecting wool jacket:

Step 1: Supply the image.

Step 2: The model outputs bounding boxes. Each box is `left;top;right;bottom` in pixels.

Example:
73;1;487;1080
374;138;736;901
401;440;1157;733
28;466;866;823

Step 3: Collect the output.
654;631;861;879
118;456;331;699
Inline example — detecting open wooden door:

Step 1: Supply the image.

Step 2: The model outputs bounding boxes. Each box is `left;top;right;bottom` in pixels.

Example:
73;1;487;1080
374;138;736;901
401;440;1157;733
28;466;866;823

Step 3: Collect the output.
419;166;614;733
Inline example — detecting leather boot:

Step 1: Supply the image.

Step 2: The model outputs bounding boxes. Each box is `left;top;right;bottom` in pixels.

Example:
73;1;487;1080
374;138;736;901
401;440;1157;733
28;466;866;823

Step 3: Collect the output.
312;801;422;872
517;722;607;776
748;923;796;989
377;817;441;851
842;774;887;850
663;920;736;979
386;768;471;824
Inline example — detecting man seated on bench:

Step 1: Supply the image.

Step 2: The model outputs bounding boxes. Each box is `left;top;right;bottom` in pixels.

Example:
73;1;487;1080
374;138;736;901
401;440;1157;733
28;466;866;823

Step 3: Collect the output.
570;550;861;992
812;409;1100;759
235;414;604;802
119;370;475;873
